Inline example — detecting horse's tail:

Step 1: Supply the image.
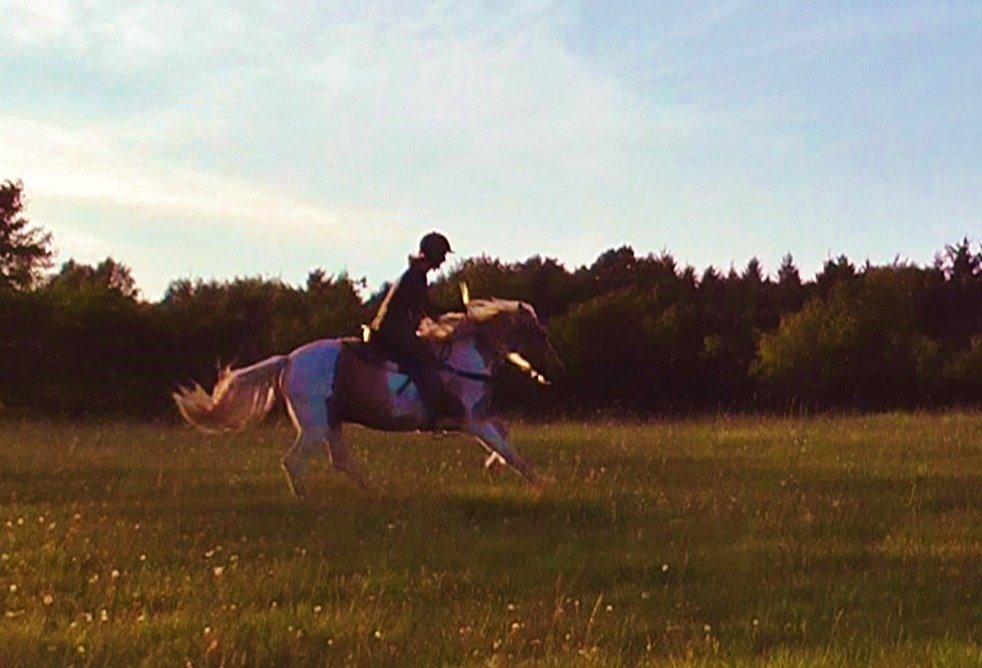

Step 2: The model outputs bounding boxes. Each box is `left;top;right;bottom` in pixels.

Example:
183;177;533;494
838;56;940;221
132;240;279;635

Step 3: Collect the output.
172;355;288;433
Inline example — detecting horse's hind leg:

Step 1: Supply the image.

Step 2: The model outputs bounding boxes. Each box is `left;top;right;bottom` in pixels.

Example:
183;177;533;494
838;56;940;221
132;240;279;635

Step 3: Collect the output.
282;431;326;501
281;394;329;501
325;425;368;490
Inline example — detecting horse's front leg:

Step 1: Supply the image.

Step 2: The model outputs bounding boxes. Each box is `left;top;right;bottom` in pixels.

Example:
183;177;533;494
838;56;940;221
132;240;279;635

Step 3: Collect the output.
467;419;547;491
484;451;506;471
325;425;369;491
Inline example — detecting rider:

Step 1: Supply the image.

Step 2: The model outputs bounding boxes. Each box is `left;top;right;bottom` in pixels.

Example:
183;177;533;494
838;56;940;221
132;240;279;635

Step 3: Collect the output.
370;232;463;430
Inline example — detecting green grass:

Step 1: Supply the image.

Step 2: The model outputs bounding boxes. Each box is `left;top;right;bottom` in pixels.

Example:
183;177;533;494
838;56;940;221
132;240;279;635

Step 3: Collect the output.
0;413;979;666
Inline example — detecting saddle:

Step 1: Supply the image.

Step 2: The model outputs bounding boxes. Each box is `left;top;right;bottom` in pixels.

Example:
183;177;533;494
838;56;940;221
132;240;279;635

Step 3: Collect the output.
342;338;409;375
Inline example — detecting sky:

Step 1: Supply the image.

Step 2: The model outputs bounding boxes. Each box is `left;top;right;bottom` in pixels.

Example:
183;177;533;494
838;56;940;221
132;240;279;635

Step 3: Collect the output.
1;0;979;300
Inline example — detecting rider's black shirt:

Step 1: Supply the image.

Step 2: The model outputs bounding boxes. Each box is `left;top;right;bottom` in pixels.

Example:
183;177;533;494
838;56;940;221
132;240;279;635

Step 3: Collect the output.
370;260;437;340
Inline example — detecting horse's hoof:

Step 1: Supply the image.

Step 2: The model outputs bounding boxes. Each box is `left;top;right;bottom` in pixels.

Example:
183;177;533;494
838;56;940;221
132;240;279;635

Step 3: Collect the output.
484;452;506;470
281;463;307;501
287;482;307;502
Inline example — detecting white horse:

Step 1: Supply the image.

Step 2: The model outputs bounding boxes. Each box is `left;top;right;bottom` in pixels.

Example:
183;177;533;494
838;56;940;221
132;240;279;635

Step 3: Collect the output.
172;291;561;499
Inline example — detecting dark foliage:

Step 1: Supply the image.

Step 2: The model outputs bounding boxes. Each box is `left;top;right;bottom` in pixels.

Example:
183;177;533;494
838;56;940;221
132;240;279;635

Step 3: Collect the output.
0;180;53;291
1;261;367;416
0;182;979;416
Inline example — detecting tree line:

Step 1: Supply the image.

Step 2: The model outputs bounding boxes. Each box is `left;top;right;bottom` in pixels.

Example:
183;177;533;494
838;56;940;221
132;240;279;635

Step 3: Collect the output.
1;179;979;417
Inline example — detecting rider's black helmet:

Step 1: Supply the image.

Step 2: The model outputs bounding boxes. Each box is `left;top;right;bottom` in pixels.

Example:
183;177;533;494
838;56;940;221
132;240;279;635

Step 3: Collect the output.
419;232;453;262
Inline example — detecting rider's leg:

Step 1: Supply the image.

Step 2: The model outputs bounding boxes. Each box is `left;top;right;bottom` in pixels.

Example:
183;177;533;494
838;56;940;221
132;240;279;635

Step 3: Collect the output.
386;331;462;428
410;363;450;423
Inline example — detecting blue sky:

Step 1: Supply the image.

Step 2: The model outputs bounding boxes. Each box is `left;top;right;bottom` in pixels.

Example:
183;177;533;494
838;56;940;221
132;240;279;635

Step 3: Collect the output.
1;0;979;299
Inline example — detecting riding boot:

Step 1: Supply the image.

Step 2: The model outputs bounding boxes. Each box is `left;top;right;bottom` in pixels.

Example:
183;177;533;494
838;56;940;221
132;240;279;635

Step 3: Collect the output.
424;395;464;432
431;390;465;431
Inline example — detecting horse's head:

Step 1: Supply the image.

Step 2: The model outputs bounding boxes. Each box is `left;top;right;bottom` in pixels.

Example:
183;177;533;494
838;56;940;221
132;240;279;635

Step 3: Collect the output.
501;304;565;385
462;288;564;385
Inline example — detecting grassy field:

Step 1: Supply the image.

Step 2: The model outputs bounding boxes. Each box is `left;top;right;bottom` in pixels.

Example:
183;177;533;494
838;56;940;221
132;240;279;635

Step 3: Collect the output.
0;413;979;666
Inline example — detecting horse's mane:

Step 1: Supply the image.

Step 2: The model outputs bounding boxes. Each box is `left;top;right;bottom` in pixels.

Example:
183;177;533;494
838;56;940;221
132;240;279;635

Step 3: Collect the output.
417;298;536;342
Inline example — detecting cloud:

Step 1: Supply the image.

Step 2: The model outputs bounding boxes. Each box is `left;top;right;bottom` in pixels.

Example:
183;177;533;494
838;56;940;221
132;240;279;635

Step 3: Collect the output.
0;0;74;48
0;0;252;64
648;2;982;82
0;115;402;246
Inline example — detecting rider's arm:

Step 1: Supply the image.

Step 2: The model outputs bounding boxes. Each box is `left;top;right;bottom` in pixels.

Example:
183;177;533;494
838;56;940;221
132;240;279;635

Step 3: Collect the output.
421;280;440;320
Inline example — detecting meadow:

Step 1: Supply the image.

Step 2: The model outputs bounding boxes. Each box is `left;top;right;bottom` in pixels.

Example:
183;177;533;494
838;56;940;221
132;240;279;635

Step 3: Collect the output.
0;413;979;666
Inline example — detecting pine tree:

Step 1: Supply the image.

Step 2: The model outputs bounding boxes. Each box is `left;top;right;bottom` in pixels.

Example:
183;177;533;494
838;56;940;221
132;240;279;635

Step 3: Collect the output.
0;180;53;290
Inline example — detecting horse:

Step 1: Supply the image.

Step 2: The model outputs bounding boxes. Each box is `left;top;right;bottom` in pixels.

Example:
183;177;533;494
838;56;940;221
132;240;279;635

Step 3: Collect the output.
172;291;562;499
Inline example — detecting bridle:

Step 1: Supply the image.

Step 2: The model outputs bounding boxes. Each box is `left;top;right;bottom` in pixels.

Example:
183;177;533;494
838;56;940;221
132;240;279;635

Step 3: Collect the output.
437;325;550;385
